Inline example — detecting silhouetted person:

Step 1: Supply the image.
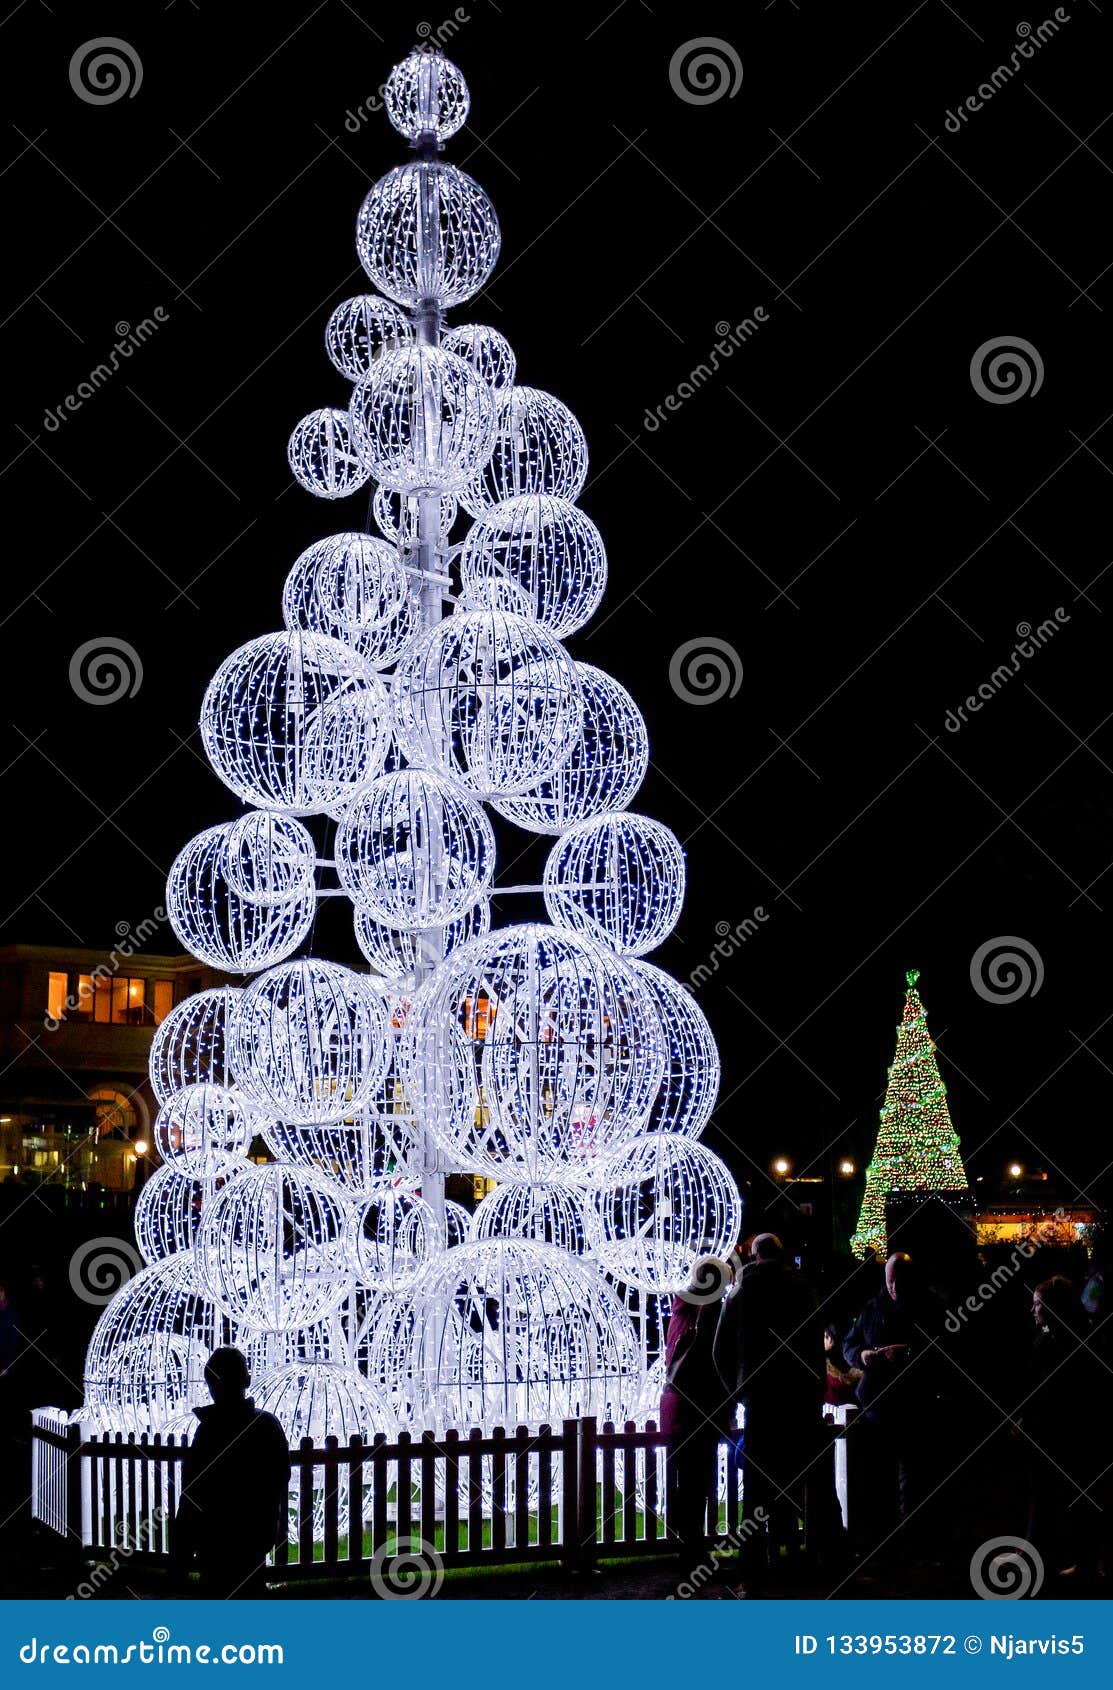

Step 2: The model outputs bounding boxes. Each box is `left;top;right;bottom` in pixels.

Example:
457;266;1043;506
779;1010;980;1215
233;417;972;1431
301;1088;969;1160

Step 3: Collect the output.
842;1251;945;1551
714;1234;826;1576
172;1348;289;1597
1020;1276;1106;1582
661;1259;735;1576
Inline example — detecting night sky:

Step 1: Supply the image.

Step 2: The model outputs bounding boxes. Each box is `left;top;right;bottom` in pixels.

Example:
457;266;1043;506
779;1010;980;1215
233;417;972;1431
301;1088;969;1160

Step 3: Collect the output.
4;1;1112;1220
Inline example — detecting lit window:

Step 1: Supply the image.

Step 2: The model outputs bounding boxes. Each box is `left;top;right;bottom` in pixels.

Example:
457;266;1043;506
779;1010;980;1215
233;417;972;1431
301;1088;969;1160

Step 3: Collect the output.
47;972;67;1022
74;976;95;1022
152;980;174;1025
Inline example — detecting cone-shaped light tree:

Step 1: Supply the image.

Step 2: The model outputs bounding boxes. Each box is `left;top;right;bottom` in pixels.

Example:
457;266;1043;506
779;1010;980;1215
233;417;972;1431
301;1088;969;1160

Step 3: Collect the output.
850;970;969;1259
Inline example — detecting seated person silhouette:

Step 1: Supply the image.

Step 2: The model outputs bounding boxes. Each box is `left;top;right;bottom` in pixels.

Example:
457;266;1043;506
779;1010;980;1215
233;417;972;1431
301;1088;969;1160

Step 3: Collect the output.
172;1347;290;1597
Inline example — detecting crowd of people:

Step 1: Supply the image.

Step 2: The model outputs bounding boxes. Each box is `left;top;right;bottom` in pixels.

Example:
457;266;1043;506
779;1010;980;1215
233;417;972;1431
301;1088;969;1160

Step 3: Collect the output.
660;1233;1110;1592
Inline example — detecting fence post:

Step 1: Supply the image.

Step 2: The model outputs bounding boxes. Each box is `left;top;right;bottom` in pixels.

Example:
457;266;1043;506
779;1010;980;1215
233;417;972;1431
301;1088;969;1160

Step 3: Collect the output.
66;1422;84;1554
559;1419;579;1572
574;1416;597;1574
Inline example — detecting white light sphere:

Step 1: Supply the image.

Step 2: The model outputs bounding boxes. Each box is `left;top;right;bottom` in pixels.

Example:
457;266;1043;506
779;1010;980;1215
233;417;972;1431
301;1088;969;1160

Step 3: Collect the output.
283;542;419;672
630;960;720;1140
473;1181;589;1255
134;1158;244;1264
345;1184;439;1290
149;986;242;1104
391;608;583;798
197;1163;353;1332
589;1133;742;1294
385;46;470;142
357;162;499;310
152;1083;257;1176
261;1108;422;1194
494;663;648;836
224;812;317;906
461;387;588;515
288;407;371;499
443;1198;473;1249
230;958;391;1126
353;895;490;980
166;823;316;974
335;768;495;931
201;630;389;814
459;494;606;639
543;811;686;957
442;323;516;390
350;344;495;496
373;485;457;546
83;1256;217;1435
408;922;666;1180
397;1240;640;1429
254;1360;395;1442
325;294;412;380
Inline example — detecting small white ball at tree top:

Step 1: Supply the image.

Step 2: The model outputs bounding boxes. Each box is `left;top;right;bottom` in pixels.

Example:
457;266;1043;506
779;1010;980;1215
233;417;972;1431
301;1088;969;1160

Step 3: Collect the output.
461;386;588;516
357;162;499;310
166;823;316;975
459;493;607;639
384;45;470;142
335;767;495;932
149;986;242;1104
229;958;391;1126
200;630;390;814
325;294;412;380
493;662;649;836
543;811;686;957
288;408;371;499
441;323;516;390
391;607;583;799
350;344;495;496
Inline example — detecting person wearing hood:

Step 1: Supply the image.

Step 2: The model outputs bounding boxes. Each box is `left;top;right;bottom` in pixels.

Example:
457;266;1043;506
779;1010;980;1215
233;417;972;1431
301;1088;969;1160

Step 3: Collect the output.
172;1347;290;1596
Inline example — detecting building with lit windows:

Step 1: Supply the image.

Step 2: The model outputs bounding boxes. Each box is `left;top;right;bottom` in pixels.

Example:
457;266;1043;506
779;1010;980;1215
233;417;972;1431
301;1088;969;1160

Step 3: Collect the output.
0;943;225;1193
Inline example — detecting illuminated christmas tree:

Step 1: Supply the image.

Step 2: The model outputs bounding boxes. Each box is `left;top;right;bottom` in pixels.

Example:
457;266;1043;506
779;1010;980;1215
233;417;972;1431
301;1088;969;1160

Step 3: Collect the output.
850;969;969;1258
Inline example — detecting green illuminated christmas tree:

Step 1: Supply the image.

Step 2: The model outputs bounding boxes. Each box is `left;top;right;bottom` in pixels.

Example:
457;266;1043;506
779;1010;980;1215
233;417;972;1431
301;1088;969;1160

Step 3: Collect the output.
851;969;969;1258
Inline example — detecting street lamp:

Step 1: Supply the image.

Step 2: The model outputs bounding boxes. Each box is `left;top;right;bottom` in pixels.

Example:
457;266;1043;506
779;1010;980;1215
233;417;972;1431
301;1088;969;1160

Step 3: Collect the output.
772;1156;791;1177
838;1158;855;1176
1007;1161;1023;1180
